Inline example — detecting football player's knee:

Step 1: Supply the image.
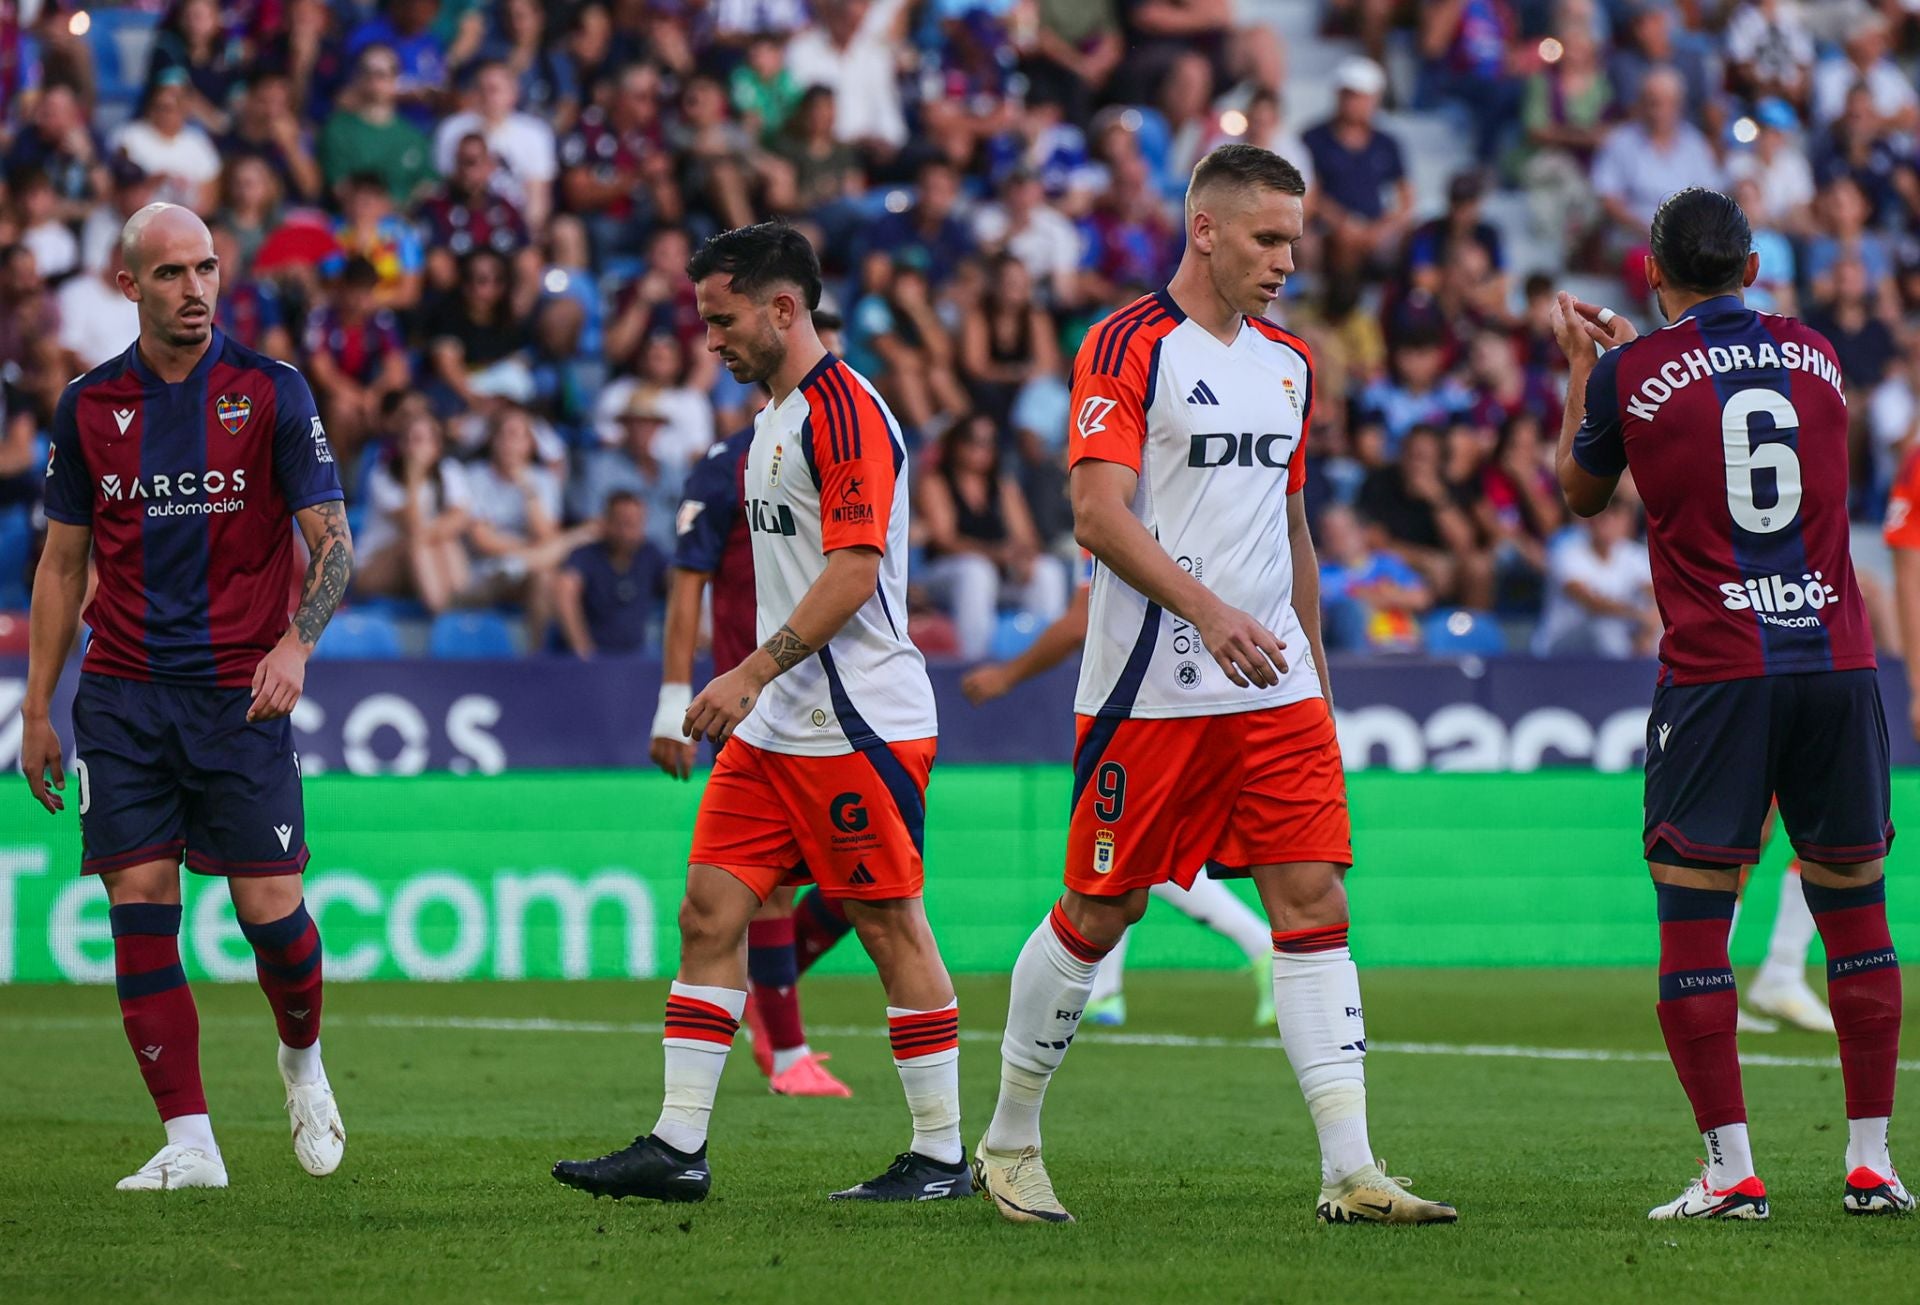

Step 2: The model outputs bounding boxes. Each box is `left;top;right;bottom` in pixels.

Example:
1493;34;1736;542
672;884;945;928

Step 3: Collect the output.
678;891;742;956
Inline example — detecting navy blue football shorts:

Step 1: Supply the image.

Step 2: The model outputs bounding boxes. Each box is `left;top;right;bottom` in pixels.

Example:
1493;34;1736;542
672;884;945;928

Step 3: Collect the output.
1643;668;1893;870
71;672;309;877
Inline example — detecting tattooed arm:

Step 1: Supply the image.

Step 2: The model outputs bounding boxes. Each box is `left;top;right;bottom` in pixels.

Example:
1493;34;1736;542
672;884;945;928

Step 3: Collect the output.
249;500;356;722
683;546;883;744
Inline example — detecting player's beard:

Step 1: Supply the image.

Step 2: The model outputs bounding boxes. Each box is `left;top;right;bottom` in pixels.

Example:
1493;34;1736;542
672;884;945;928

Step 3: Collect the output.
730;321;785;386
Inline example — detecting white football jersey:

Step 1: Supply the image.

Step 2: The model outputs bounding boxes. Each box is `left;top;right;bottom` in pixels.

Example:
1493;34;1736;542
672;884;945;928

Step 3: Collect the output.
732;353;937;756
1068;291;1320;719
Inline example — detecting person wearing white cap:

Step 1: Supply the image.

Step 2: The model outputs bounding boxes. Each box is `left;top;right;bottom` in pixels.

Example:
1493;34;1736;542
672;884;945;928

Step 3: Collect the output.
1302;57;1413;278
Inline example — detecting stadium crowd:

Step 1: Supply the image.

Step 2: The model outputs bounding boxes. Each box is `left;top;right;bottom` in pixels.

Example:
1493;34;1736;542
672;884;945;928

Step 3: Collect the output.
0;0;1916;660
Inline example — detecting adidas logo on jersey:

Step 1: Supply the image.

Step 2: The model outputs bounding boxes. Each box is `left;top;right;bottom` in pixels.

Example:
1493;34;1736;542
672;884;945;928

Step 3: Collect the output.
1187;380;1220;405
849;862;877;885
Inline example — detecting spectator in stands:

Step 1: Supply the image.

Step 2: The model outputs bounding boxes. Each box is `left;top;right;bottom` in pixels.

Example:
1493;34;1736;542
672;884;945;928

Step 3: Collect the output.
1804;176;1895;312
1018;0;1123;127
4;85;102;227
973;168;1084;310
1115;0;1282;99
555;491;668;657
1591;67;1724;254
432;57;559;229
1811;11;1917;135
670;72;792;232
144;0;244;134
919;413;1071;661
1318;502;1431;653
1606;0;1719;126
304;256;412;466
258;0;352;124
1476;410;1561;603
1869;331;1920;500
420;132;537;298
1465;327;1555;430
345;0;455;128
1729;174;1798;316
729;34;801;144
213;155;288;279
785;0;910;157
1417;0;1527;164
1729;96;1814;237
1815;83;1911;232
210;223;295;361
483;0;583;133
861;158;975;287
848;253;969;436
960;254;1063;433
0;244;61;410
1154;51;1218;197
1407;172;1504;300
56;248;139;373
0;371;39;504
1357;327;1472;453
770;85;863;252
1532;500;1656;657
1356;424;1491;608
557;62;677;259
1519;21;1612;255
115;76;223;211
1724;0;1815;111
11;168;78;283
329;172;425;311
422;247;535;418
604;227;708;381
355;410;474;613
1080;149;1181;295
1806;255;1896;393
621;331;715;468
1009;376;1074;551
464;406;596;646
1304;57;1413;278
79;156;160;275
569;387;687;553
318;43;436;204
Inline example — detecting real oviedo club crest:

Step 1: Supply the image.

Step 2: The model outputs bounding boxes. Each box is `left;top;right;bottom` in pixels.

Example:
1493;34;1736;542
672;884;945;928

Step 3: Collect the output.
215;394;252;435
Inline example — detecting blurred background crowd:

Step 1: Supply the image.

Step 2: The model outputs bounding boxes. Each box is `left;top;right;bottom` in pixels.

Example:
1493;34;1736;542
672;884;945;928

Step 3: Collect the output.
0;0;1915;662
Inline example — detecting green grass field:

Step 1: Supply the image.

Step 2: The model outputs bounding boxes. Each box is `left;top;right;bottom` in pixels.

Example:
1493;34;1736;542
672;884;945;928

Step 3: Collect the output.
4;969;1917;1303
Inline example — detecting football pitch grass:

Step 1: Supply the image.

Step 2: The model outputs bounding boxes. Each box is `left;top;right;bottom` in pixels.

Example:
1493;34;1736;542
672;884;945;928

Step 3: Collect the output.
5;969;1918;1304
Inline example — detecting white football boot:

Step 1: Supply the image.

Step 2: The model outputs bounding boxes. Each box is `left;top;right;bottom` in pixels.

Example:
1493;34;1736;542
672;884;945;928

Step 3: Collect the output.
117;1143;228;1191
282;1068;346;1176
1647;1168;1769;1220
1746;970;1836;1034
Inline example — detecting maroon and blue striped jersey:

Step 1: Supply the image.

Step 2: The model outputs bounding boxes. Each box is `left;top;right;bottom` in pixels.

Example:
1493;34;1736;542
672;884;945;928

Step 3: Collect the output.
42;329;345;688
1572;295;1874;685
672;427;756;675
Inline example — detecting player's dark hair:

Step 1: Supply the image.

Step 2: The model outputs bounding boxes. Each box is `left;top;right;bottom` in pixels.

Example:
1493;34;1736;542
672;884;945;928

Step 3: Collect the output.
1188;143;1307;204
1650;187;1752;295
687;222;822;309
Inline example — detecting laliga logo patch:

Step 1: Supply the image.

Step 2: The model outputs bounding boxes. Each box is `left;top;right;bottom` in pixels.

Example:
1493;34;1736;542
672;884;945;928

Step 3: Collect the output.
1093;829;1116;876
215;394;252;435
1077;395;1117;439
1281;378;1301;418
768;442;783;488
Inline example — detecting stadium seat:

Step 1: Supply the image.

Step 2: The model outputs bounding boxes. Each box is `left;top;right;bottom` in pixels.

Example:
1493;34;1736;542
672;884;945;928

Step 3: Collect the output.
312;609;404;660
0;505;33;609
87;8;162;117
427;610;519;659
988;610;1042;661
1422;608;1506;657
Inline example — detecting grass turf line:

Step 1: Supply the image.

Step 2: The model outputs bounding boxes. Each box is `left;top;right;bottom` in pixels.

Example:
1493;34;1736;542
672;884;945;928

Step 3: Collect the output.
4;969;1919;1304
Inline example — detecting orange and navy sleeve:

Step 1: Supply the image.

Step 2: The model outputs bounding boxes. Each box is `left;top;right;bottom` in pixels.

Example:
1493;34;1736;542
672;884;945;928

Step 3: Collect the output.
1886;447;1920;550
1068;297;1176;474
804;364;897;554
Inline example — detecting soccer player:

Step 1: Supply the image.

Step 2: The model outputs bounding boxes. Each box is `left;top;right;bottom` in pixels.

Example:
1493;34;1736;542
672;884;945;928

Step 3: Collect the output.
971;144;1456;1226
1732;814;1835;1036
553;224;967;1203
647;308;854;1099
1553;187;1907;1219
962;581;1276;1028
20;203;352;1191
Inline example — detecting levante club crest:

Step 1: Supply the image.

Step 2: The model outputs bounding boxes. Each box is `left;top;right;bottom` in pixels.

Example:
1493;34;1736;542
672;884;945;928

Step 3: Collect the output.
215;394;252;435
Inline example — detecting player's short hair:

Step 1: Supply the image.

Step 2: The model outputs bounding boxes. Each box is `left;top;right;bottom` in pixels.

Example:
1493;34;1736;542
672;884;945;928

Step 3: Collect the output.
1186;143;1306;215
1650;187;1752;296
686;222;822;309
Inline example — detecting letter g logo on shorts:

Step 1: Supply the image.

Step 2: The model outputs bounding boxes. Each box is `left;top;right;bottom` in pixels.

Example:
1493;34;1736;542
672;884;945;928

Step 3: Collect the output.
830;793;870;834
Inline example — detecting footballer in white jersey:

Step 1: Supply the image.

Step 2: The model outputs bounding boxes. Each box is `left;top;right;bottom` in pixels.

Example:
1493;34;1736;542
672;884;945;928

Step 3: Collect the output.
973;145;1455;1230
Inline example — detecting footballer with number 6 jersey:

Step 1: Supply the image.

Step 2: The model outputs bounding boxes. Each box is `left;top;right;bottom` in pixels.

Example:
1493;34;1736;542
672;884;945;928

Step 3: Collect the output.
553;223;970;1206
1555;187;1907;1221
19;204;354;1193
972;144;1456;1228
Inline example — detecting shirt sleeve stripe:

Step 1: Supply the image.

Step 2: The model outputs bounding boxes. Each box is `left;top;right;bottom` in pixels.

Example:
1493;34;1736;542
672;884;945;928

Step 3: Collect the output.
1101;307;1168;379
1091;298;1159;378
825;365;864;460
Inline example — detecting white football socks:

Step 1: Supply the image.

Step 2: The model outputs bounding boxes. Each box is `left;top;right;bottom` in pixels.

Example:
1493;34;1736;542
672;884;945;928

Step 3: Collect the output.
1757;868;1818;986
1848;1117;1893;1177
985;911;1102;1153
655;982;746;1154
1704;1123;1756;1189
1158;876;1271;963
278;1038;323;1086
164;1112;219;1156
889;1000;962;1164
1271;939;1373;1184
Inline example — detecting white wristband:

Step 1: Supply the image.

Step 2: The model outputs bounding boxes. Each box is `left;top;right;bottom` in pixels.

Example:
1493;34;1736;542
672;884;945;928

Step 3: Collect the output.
652;683;692;741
